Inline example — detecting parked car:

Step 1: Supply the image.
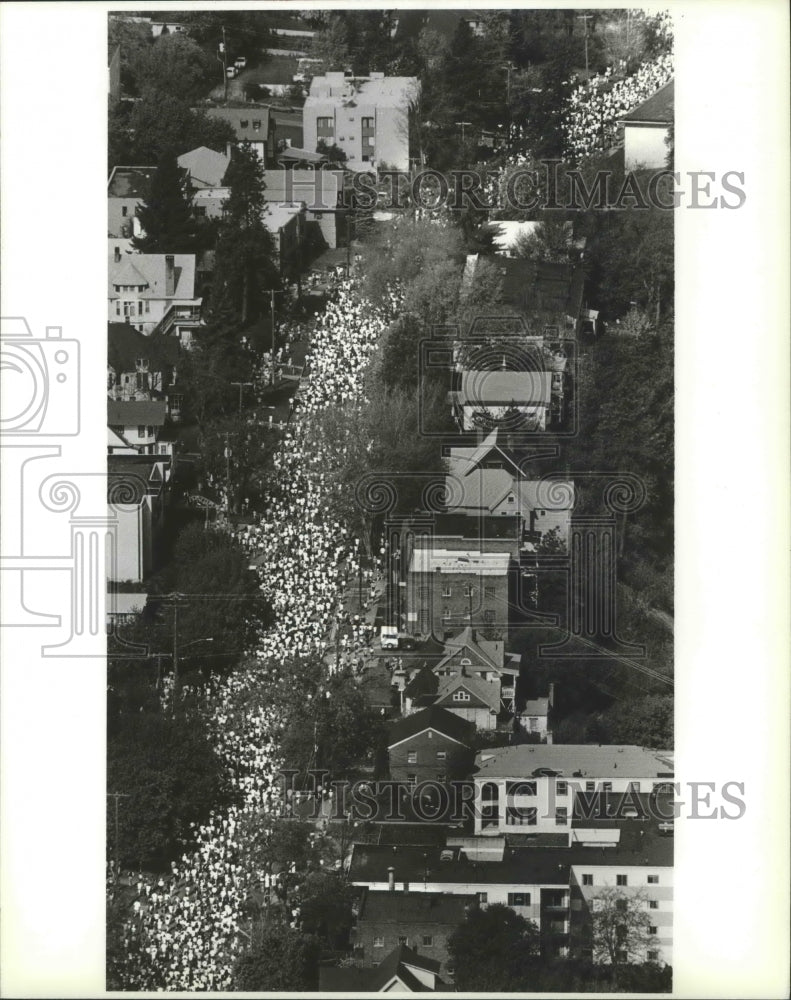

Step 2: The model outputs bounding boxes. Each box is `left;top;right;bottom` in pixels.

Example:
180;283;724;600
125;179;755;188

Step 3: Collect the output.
235;56;247;69
226;66;237;79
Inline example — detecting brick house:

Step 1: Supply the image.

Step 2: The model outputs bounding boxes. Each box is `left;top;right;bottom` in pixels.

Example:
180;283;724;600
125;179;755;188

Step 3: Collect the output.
406;545;513;641
351;888;475;979
387;706;474;784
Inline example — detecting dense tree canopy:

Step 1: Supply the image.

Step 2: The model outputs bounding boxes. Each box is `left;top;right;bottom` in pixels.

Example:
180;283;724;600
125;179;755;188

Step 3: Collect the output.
448;903;540;991
131;32;216;101
132;151;199;253
232;925;321;991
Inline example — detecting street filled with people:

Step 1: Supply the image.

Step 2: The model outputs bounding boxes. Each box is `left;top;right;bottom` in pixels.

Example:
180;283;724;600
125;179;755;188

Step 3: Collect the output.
114;274;400;990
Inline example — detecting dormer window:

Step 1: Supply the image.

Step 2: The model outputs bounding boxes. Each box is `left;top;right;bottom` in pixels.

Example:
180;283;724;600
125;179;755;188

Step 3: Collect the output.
453;689;471;702
240;120;249;129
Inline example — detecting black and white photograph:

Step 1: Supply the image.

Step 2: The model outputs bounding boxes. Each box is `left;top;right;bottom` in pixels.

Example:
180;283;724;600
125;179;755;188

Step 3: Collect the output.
0;2;789;997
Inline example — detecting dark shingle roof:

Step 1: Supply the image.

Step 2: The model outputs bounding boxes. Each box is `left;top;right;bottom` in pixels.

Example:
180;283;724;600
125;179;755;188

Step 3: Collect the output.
620;80;674;124
358;889;474;926
387;706;475;749
404;665;439;700
107;399;167;427
319;943;440;993
108;323;179;373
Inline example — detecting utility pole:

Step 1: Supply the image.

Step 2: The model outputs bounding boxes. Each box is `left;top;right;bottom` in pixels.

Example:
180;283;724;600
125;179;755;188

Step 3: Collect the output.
231;381;253;416
108;792;130;883
577;14;593;78
455;121;472;144
221;27;228;102
224;432;231;507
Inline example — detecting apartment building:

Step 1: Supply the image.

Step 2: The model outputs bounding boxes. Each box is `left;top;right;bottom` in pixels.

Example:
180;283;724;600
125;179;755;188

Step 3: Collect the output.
303;72;419;171
472;744;675;838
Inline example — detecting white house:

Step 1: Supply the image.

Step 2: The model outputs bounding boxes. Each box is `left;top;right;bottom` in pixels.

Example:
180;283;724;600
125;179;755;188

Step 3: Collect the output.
618;80;674;170
108;248;201;336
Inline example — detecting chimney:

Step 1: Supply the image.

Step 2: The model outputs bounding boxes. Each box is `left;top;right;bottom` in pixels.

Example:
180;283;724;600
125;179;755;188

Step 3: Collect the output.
548;683;555;707
114;245;121;263
165;255;175;296
388;866;395;891
403;881;410;892
546;731;553;744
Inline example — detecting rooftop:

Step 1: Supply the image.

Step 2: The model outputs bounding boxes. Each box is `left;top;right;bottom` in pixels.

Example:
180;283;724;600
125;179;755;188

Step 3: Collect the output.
306;72;419;108
435;673;501;713
108;252;197;301
387;706;475;749
620;80;674;125
320;943;439;993
201;105;272;141
177;146;230;188
107;399;167;427
458;369;552;407
474;745;675;779
357;888;475;925
108;323;179;373
263;168;342;209
107;166;156;199
408;548;511;576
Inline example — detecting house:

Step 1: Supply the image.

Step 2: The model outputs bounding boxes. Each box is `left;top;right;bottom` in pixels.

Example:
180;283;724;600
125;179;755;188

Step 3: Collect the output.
618;79;674;170
108;249;201;338
304;72;419;171
201;106;276;165
472;744;675;838
108;166;156;238
520;693;552;740
263;169;345;249
107;454;170;583
107;322;181;420
320;943;443;992
445;429;574;543
387;706;475;784
262;202;306;278
451;369;553;432
177;146;230;189
406;544;512;640
462;253;586;335
351;888;474;978
432;626;520;709
107;399;169;458
434;673;501;730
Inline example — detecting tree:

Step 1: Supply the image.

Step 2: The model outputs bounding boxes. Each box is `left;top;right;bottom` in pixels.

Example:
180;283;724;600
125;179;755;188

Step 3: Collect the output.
132;151;198;252
297;871;355;950
316;139;348;164
448;903;540;990
122;94;236;163
132;32;216;101
512;216;576;263
208;143;279;328
311;14;350;72
232;925;321;991
107;706;229;870
108;16;154;97
590;887;654;974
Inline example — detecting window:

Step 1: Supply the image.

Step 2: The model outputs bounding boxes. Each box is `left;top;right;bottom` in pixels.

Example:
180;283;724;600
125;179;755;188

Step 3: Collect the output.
252;119;261;130
138;425;146;437
649;900;659;909
441;585;451;597
648;950;659;962
421;935;434;947
373;935;385;947
361;116;374;130
556;780;568;796
240;119;249;129
506;806;536;826
616;874;628;886
144;301;150;313
528;716;539;730
555;807;568;825
138;301;143;316
507;892;531;907
398;936;408;946
585;781;596;792
442;608;451;621
582;874;593;886
602;781;612;792
478;892;488;903
628;781;640;793
616;899;628;912
159;444;168;455
195;205;207;217
436;751;446;761
484;586;495;599
647;875;659;884
453;690;471;702
115;301;120;316
361;154;371;162
506;780;536;796
507;493;515;503
317;116;334;137
121;205;128;216
464;584;473;597
406;773;416;784
407;752;417;764
648;926;658;935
